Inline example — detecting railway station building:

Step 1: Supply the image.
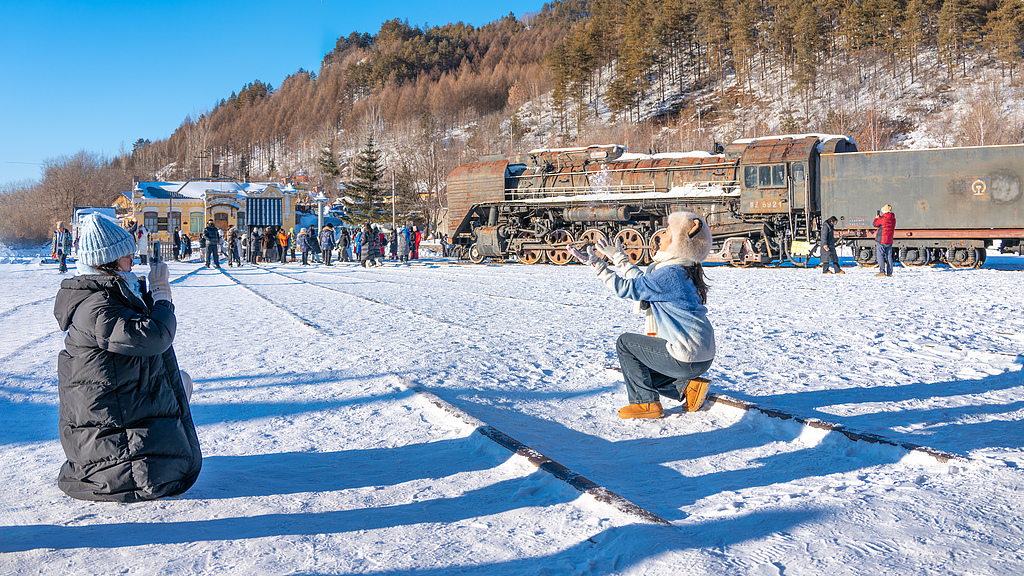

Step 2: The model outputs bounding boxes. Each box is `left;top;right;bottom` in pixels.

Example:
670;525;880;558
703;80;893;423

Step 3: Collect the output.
119;178;300;241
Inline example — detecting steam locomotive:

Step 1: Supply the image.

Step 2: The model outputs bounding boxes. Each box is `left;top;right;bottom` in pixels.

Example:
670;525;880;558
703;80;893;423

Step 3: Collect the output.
446;134;1024;267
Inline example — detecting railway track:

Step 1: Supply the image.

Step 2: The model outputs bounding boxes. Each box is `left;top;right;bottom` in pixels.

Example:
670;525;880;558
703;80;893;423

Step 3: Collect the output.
0;266;206;365
257;261;606;310
205;268;971;524
218;266;474;331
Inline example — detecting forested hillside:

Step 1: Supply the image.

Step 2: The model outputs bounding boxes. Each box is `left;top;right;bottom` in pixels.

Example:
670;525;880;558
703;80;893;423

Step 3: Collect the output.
4;0;1024;241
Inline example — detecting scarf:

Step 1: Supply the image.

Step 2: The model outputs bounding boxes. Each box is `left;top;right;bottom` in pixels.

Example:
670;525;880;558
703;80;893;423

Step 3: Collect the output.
75;262;145;303
639;251;696;336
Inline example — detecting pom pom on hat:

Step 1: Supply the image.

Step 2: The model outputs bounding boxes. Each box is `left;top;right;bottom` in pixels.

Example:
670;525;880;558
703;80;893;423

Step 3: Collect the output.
77;214;137;267
665;211;712;264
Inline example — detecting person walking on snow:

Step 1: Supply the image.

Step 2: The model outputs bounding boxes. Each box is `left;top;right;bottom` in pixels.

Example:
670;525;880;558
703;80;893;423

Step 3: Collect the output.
203;220;221;268
137;225;150;264
820;216;844;274
568;211;715;419
53;221;72;273
52;213;202;501
172;226;182;261
874;204;897;277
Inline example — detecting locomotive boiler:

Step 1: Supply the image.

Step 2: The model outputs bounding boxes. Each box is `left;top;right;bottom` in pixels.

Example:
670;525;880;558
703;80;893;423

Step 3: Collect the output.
446;134;1024;267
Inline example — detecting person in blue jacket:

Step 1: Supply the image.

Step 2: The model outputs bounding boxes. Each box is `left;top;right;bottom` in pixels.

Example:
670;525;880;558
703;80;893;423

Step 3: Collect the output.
568;211;715;419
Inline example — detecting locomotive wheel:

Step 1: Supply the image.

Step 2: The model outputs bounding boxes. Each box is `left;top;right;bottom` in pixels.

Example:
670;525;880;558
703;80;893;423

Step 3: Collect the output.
547;229;574;266
648;228;670;257
468;245;486;264
614;228;646;264
518;247;544;265
579;229;608;256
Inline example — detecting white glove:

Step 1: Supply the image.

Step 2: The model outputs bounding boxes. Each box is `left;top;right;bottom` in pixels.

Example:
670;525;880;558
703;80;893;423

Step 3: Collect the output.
566;245;603;267
149;262;172;303
594;237;629;264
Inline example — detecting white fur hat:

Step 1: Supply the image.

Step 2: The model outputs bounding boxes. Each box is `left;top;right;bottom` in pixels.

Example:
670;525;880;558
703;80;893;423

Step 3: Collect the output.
77;214;137;267
665;211;712;263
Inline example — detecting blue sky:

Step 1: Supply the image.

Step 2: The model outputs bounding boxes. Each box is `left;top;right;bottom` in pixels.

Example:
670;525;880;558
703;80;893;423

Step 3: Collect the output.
0;0;546;186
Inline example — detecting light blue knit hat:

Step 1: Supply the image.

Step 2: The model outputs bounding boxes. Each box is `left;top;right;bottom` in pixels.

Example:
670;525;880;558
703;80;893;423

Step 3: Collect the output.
77;214;137;267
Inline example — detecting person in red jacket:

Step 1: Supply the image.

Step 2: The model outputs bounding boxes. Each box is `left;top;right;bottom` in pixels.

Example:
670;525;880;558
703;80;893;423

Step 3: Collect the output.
873;204;897;277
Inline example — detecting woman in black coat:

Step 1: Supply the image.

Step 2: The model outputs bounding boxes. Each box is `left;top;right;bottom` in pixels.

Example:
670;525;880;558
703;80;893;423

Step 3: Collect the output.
53;214;201;502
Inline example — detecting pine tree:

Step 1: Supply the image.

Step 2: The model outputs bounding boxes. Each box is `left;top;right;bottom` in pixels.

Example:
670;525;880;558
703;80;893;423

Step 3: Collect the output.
985;0;1024;80
901;0;928;84
346;135;389;224
938;0;982;78
317;143;340;190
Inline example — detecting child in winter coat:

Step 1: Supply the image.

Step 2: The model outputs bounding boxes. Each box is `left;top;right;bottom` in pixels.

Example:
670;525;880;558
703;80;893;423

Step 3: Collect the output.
53;214;202;501
568;211;715;419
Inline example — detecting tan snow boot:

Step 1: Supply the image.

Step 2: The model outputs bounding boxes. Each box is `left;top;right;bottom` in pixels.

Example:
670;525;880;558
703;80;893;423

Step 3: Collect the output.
684;377;711;412
617;401;664;419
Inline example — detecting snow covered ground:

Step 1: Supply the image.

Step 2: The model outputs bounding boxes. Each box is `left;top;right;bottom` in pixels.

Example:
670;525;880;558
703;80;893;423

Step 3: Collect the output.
2;251;1023;575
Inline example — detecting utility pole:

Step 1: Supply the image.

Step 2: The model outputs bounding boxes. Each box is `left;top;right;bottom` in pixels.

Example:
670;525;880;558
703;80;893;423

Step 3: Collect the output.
391;169;396;232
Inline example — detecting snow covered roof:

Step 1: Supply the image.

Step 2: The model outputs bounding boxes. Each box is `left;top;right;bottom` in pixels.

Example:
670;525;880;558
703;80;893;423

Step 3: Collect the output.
732;133;857;147
132;180;295;200
618;151;718;162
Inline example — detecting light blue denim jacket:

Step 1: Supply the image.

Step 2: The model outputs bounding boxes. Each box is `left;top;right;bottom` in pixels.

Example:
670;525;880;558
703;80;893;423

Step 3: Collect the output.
595;260;716;363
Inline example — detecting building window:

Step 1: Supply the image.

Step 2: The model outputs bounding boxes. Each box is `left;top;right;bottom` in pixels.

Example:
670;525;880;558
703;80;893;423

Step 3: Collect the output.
236;212;245;230
170;212;181;231
144;211;158;230
190;212;203;233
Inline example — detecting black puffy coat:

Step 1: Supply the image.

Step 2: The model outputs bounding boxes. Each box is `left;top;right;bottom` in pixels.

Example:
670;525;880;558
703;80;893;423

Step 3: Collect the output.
53;275;202;502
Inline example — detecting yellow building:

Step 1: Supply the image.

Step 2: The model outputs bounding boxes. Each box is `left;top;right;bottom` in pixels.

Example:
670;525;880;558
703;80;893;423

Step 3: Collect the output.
122;178;299;240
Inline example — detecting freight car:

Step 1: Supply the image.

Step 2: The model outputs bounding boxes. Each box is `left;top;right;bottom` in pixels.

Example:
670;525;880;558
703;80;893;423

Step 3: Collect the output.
446;135;1024;267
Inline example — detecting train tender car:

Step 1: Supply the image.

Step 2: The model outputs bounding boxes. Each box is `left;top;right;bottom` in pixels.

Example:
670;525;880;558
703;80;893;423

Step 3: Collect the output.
821;145;1024;267
447;134;1023;267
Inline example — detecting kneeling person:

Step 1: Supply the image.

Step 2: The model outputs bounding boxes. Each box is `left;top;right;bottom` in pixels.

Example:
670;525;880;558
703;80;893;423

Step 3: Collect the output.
568;212;715;419
53;214;202;501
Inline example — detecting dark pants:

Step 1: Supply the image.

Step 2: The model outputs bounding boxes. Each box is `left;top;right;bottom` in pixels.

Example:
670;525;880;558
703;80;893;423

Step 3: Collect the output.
173;244;180;261
322;249;333;266
821;246;841;273
231;245;242;266
205;244;220;267
877;242;894;275
58;251;67;273
616;333;713;404
280;246;287;264
301;251;309;265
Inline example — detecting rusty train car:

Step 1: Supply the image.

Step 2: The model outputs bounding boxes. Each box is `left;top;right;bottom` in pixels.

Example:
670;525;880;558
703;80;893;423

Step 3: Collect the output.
446;134;1024;267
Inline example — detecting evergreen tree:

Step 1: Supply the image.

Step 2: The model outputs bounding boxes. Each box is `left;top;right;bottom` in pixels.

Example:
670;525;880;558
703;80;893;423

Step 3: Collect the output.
317;143;340;191
985;0;1024;80
901;0;928;83
346;135;389;224
938;0;982;78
